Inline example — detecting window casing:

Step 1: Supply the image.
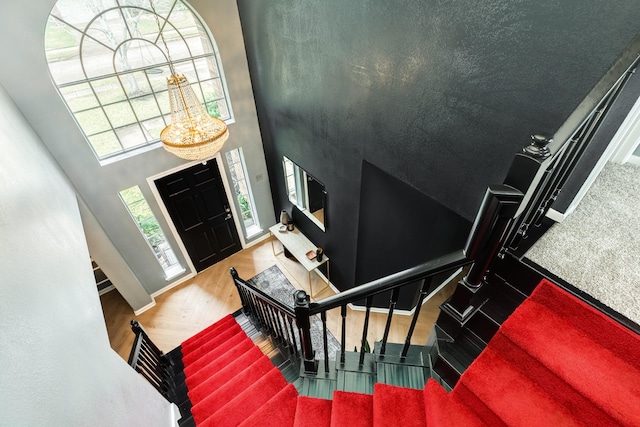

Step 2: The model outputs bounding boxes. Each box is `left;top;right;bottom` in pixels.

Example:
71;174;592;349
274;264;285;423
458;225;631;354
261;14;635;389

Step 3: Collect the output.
45;0;233;163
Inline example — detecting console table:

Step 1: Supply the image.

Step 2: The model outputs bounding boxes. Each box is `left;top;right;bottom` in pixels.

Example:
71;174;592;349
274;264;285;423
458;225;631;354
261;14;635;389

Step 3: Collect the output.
269;223;330;297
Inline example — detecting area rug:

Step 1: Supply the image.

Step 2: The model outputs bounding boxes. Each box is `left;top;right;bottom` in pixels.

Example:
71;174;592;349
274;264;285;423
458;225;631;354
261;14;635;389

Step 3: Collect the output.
245;265;340;360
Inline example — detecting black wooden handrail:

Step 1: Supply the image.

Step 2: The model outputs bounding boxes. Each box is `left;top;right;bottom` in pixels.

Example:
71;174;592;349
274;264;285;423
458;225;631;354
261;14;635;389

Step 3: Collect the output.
308;249;470;315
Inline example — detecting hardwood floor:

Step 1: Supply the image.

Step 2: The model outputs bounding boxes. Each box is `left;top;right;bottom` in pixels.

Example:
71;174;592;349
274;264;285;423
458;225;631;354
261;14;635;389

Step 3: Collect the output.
101;236;458;361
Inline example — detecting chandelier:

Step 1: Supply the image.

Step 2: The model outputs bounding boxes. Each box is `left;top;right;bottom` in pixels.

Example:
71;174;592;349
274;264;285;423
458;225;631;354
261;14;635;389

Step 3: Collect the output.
151;1;229;160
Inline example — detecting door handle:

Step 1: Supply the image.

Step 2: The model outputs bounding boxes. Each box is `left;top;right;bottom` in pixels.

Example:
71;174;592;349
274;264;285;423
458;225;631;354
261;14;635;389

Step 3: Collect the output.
225;207;231;213
225;213;232;220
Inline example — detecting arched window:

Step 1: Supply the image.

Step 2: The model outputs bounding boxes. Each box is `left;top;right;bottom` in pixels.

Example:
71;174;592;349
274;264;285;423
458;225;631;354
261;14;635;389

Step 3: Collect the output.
45;0;233;163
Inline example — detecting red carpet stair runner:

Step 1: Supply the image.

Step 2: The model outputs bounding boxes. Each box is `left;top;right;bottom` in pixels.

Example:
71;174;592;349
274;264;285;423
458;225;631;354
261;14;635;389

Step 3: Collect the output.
179;279;640;426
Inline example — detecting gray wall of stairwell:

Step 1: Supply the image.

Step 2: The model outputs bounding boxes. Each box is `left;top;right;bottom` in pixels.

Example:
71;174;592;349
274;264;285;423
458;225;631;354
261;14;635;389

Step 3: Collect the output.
236;0;640;294
0;0;274;308
0;84;174;426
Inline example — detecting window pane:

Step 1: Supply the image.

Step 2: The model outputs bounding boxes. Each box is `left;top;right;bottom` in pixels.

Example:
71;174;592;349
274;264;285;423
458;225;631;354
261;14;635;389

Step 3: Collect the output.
225;148;259;235
194;58;219;79
45;17;84;85
147;66;171;92
172;59;197;81
92;77;127;105
81;38;116;79
89;131;123;158
201;79;225;103
120;71;153;97
115;123;147;149
153;90;170;115
119;185;183;276
104;102;137;128
141;117;166;140
60;83;99;112
75;108;111;135
116;39;166;72
217;99;231;121
52;0;119;29
86;9;127;49
132;95;161;120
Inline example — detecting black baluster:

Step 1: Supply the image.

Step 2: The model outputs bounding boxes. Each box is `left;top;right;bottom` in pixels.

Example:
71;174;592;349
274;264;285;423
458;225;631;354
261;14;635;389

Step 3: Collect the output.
271;306;286;343
340;304;347;365
380;288;400;357
359;295;373;366
287;316;300;357
266;305;279;339
401;278;431;358
321;311;329;373
258;300;271;333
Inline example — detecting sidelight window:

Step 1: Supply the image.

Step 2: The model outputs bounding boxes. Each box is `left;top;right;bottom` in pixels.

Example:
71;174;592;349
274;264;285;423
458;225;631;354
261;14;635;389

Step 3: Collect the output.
225;148;261;238
119;185;184;279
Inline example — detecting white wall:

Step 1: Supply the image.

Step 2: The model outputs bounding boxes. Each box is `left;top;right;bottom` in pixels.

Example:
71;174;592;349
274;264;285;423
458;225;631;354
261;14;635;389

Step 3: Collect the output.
0;83;174;425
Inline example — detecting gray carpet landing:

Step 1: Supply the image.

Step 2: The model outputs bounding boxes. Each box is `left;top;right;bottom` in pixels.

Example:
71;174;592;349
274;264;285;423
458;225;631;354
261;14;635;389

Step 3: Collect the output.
526;162;640;324
246;265;340;360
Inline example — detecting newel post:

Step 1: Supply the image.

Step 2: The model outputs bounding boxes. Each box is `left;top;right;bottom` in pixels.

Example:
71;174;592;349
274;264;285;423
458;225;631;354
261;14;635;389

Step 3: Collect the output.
441;184;524;332
229;267;245;310
294;290;318;374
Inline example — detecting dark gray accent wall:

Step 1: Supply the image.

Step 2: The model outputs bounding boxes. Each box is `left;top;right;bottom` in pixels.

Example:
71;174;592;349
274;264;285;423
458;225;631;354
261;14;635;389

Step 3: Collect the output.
356;162;470;309
237;0;640;290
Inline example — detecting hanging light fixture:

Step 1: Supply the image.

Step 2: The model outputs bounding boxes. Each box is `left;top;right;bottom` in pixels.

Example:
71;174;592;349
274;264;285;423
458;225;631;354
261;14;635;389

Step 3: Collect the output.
150;0;229;160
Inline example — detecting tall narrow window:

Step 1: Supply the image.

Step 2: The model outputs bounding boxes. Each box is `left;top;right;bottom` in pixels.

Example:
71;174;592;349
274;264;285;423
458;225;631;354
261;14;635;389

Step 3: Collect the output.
225;148;261;238
45;0;233;163
119;185;184;279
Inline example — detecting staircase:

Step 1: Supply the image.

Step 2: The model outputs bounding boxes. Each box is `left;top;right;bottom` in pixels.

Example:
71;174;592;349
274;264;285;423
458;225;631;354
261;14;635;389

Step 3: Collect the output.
169;278;640;426
134;83;640;426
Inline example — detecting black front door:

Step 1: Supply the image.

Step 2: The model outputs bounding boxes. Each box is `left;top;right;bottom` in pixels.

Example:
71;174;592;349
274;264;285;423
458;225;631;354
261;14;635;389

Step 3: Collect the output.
155;160;242;272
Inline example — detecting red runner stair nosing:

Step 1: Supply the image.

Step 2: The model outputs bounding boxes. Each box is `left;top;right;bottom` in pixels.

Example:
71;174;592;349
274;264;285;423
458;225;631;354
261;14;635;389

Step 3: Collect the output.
293;396;332;427
330;390;373;427
373;383;426;427
178;278;640;426
424;379;487;427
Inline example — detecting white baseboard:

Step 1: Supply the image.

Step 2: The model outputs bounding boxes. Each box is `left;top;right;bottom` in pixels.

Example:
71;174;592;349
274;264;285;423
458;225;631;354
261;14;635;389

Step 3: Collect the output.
345;267;463;316
134;300;157;316
150;272;197;299
545;208;566;223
